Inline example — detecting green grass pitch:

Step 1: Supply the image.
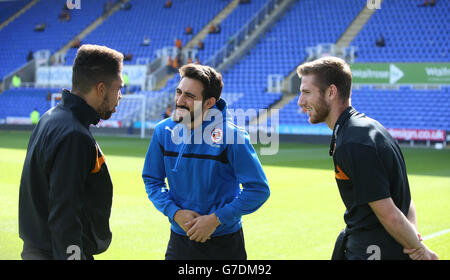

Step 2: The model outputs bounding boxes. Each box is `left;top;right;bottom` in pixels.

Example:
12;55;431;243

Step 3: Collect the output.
1;130;449;260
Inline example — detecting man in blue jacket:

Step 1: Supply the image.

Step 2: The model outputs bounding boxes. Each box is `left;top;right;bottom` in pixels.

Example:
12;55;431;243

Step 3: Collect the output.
142;64;270;260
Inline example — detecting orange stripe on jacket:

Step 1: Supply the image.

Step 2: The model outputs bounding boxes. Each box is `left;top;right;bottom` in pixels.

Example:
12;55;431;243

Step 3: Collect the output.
91;147;105;174
335;164;350;180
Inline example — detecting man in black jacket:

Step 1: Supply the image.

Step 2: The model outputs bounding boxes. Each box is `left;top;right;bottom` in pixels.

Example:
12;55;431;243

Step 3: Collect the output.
295;56;438;260
19;44;124;260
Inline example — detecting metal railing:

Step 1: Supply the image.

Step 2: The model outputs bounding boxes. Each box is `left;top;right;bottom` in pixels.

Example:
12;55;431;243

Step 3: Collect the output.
305;43;358;64
205;0;283;68
143;0;285;121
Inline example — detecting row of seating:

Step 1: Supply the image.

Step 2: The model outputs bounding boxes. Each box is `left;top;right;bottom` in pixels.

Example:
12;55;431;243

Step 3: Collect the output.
0;0;448;134
0;0;31;24
64;0;228;65
1;83;448;131
0;88;58;119
197;0;268;64
351;0;449;62
266;87;450;131
0;0;106;80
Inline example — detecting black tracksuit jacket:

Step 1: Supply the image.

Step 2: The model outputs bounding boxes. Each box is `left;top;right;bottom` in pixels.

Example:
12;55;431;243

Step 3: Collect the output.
19;89;113;260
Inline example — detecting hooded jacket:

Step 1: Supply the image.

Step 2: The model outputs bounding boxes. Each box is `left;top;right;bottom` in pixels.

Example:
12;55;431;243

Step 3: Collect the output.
142;98;270;237
19;89;113;260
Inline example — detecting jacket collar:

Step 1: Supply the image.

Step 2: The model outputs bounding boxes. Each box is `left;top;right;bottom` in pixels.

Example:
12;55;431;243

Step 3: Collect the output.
329;106;356;156
201;98;231;126
60;89;100;127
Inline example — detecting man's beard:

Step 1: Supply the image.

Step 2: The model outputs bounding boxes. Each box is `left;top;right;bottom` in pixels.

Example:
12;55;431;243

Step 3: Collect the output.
98;95;114;120
172;103;204;126
99;110;113;121
172;106;192;123
309;94;330;124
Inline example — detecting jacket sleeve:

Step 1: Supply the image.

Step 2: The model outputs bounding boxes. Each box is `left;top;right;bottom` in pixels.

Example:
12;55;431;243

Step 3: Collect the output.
142;129;181;223
214;129;270;226
47;132;94;260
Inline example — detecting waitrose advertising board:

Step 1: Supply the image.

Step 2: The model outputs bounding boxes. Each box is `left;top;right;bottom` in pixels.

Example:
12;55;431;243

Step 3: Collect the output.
351;63;450;84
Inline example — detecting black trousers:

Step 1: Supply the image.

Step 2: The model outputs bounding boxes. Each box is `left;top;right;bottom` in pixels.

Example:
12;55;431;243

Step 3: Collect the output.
165;228;247;260
331;227;411;260
21;242;94;260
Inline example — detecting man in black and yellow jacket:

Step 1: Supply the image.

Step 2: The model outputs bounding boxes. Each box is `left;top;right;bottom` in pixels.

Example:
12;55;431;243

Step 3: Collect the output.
19;45;124;260
295;56;438;260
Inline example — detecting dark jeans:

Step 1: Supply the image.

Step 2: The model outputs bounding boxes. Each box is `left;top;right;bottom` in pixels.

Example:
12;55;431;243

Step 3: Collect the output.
165;228;247;260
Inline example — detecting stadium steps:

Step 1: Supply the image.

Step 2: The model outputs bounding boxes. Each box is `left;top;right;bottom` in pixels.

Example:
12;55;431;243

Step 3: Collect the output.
218;0;296;126
335;0;383;48
0;0;39;31
279;1;374;95
153;0;241;91
216;0;295;72
184;0;241;50
154;73;175;91
249;93;296;126
152;0;295;122
268;0;376;125
52;0;131;63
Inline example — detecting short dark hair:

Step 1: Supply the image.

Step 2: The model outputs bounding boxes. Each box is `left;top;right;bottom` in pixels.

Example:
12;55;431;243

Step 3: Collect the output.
179;63;223;102
72;44;124;94
297;56;352;100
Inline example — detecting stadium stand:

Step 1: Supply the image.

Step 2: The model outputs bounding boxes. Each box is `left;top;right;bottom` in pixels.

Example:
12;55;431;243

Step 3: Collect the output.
0;0;233;124
196;0;268;64
147;0;276;118
351;0;449;62
63;0;229;65
0;0;448;136
236;0;364;125
268;86;450;132
0;0;32;26
0;87;58;120
351;86;450;131
0;0;106;81
267;0;449;132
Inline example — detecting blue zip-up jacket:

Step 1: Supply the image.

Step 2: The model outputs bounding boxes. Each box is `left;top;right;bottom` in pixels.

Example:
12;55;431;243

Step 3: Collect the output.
142;98;270;237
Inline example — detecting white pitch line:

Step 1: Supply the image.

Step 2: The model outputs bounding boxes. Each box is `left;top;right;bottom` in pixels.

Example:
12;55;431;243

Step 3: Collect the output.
423;229;450;241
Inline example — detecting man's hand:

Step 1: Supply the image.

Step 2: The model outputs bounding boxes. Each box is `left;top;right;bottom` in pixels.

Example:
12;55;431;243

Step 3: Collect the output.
403;244;439;260
185;213;221;243
174;209;200;232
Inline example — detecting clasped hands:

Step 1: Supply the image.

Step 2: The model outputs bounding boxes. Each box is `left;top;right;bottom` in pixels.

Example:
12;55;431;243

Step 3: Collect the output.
174;209;221;243
403;234;439;260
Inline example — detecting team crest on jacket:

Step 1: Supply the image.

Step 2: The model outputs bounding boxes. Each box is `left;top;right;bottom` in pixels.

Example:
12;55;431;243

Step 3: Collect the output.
211;128;223;144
